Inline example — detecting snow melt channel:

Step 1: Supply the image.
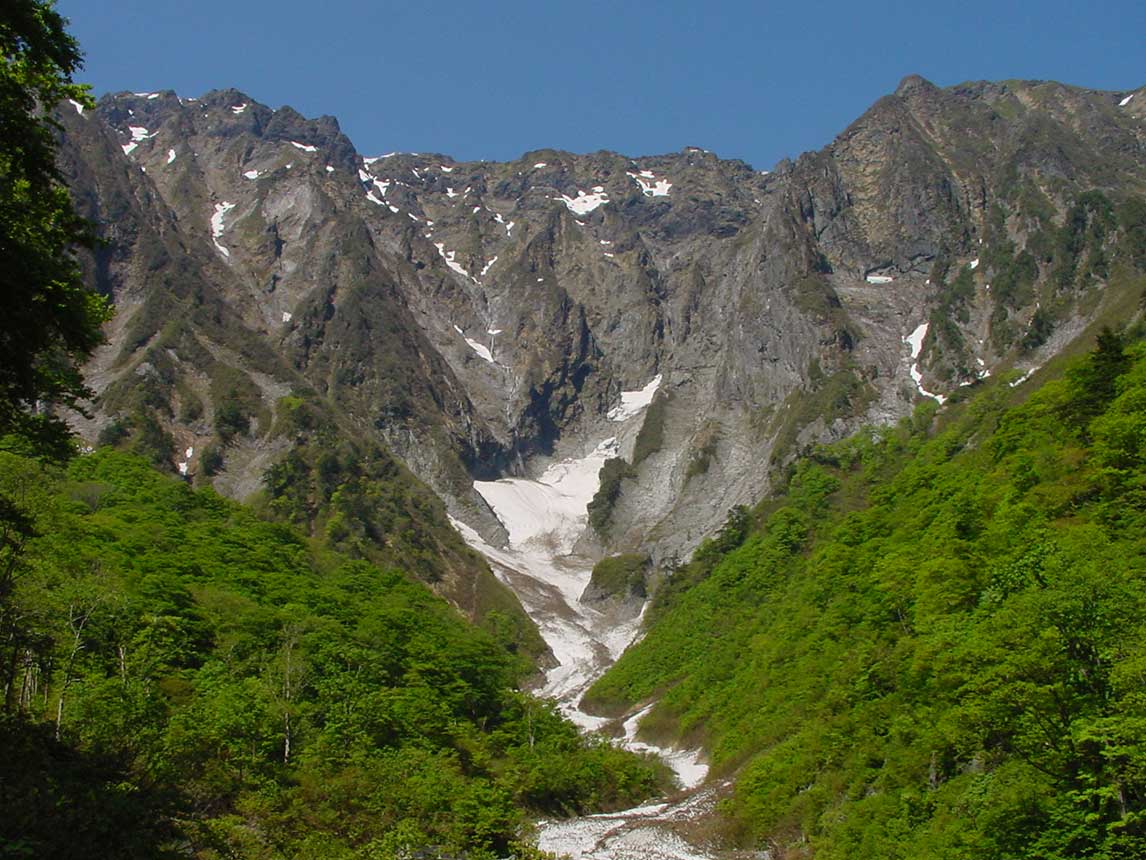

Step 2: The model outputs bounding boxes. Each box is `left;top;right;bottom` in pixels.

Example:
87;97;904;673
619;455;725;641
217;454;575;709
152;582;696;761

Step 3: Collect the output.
904;322;947;404
458;391;710;793
455;423;715;857
211;202;236;258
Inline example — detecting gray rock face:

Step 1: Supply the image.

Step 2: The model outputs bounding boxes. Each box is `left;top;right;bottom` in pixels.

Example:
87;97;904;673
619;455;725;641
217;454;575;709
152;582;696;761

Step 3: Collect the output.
56;77;1146;572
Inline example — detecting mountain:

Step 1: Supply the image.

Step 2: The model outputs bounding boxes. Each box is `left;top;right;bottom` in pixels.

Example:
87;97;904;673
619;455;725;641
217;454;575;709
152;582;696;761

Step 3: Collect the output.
38;74;1146;857
53;75;1145;605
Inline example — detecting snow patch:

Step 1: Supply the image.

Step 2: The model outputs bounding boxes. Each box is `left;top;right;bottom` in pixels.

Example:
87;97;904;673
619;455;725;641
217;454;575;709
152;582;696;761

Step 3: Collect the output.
290;141;317;152
627;171;672;197
480;256;498;277
68;99;85;116
904;323;946;404
969;258;980;270
243;169;260;180
281;312;292;323
231;103;248;114
166;149;176;164
536;769;721;860
465;336;495;363
452;324;495;363
440;164;454;172
210;201;236;258
325;165;334;173
1010;366;1040;387
1120;93;1135;107
533;162;548;168
559;187;609;215
866;274;894;284
434;243;472;279
623;708;708;790
608;374;663;421
905;323;928;361
121;125;154;156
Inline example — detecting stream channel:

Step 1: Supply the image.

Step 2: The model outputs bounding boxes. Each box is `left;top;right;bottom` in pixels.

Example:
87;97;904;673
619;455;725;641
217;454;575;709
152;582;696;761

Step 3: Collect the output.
449;381;726;859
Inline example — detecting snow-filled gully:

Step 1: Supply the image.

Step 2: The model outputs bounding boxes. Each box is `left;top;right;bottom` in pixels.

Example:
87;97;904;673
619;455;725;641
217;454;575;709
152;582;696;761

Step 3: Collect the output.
450;377;719;860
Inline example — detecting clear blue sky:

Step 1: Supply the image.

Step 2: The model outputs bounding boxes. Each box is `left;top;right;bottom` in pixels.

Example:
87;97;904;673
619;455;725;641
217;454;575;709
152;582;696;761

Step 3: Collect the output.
57;0;1144;171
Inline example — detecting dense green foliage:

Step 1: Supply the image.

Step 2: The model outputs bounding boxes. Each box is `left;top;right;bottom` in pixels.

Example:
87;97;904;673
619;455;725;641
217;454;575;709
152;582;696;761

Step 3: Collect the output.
0;450;664;858
586;554;648;602
587;329;1146;858
587;457;634;536
262;399;545;659
0;0;109;456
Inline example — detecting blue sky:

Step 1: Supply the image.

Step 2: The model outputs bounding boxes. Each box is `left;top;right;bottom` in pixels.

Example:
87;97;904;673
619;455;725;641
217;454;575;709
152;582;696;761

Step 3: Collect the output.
58;0;1144;171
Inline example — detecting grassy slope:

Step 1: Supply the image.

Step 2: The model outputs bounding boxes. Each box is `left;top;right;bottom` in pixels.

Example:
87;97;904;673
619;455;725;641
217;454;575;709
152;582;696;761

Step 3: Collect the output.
0;449;665;859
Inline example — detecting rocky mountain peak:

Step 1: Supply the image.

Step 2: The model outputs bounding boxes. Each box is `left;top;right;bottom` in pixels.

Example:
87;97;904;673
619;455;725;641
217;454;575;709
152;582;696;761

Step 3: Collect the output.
894;72;938;97
55;77;1146;581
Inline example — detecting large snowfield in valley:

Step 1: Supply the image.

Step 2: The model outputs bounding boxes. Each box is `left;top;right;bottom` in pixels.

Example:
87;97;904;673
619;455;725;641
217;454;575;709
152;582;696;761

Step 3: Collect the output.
452;378;717;859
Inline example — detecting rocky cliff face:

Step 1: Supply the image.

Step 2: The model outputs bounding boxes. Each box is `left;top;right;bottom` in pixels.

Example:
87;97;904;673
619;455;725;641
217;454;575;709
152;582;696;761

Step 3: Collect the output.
55;76;1146;585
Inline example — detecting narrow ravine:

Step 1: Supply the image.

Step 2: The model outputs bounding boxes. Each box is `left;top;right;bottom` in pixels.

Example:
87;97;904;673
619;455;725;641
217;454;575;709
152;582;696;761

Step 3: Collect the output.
449;385;718;859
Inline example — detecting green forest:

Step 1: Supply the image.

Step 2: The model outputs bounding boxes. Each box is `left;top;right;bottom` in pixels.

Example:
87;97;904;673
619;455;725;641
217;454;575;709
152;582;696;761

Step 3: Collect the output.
586;327;1146;858
0;450;664;858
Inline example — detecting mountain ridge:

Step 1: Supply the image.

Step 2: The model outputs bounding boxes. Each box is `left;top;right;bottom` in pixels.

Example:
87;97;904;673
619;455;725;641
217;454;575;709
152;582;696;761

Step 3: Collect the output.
54;74;1146;599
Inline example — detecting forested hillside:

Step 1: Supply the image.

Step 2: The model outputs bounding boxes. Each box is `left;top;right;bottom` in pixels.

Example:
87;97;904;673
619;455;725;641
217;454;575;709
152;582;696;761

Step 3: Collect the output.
586;326;1146;858
0;449;665;859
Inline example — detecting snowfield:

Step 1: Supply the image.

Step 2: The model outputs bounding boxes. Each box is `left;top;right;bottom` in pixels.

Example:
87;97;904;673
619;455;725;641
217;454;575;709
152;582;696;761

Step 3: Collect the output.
475;438;618;555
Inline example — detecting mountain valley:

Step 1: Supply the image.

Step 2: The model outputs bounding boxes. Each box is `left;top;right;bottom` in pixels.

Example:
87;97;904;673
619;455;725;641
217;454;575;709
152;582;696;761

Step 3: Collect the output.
6;63;1146;858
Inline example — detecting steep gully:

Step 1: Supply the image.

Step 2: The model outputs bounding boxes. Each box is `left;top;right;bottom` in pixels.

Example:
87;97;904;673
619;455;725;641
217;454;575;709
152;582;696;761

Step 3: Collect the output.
449;377;722;859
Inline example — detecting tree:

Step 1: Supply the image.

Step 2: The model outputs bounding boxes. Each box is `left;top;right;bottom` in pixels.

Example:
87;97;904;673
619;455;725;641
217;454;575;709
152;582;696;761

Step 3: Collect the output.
1;1;110;457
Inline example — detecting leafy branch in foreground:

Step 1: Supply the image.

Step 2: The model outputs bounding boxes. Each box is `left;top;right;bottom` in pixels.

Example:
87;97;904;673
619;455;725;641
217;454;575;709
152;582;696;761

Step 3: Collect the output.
0;0;110;457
